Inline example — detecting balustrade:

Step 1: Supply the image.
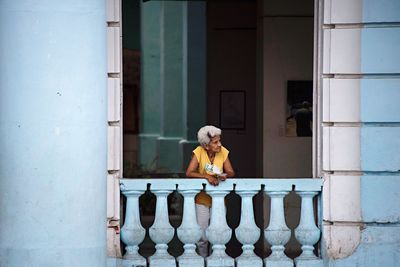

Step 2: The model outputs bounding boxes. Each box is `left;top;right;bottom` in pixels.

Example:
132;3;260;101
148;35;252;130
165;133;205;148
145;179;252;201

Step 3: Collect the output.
120;178;323;267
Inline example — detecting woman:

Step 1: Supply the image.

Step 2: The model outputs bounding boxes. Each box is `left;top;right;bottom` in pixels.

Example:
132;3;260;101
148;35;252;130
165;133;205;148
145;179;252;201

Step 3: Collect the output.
185;125;235;257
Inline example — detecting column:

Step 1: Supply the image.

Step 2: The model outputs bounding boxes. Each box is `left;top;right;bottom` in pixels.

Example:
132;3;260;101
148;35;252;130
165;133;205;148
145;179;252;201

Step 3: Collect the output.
264;191;293;267
0;1;107;266
294;191;321;267
139;1;207;173
157;0;185;172
206;186;234;267
148;187;176;267
138;0;162;167
235;189;263;267
177;181;204;267
120;188;146;267
180;1;207;165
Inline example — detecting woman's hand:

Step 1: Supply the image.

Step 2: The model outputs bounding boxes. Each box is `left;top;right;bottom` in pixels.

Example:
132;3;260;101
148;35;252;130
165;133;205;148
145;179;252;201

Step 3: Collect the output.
217;173;227;181
205;174;219;186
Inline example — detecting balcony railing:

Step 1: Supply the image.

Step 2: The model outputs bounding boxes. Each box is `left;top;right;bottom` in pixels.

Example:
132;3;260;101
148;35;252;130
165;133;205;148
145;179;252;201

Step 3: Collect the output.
119;178;323;267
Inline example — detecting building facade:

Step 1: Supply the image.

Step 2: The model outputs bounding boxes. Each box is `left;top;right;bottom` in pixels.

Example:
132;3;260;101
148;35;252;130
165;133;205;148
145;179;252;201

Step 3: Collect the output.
0;0;399;266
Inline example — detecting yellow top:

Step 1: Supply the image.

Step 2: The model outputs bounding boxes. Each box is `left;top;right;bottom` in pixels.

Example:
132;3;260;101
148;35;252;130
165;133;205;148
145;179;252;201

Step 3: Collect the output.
193;145;229;207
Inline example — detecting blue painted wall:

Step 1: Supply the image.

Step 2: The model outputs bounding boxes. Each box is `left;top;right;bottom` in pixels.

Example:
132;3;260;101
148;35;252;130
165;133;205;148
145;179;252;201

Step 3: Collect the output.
0;0;107;266
329;226;400;267
361;127;400;171
361;79;400;122
329;0;400;266
361;175;400;223
363;0;400;23
361;28;400;74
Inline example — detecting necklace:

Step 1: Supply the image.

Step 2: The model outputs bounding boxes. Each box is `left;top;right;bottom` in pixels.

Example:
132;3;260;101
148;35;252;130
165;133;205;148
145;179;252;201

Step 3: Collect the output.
207;152;215;164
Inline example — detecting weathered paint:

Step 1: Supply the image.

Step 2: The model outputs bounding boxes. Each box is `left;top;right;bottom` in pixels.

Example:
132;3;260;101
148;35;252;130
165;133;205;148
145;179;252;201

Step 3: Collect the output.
0;0;107;266
328;225;400;267
323;225;361;260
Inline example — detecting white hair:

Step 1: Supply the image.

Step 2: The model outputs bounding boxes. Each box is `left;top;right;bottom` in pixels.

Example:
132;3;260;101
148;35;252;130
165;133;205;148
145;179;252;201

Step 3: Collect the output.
197;125;221;146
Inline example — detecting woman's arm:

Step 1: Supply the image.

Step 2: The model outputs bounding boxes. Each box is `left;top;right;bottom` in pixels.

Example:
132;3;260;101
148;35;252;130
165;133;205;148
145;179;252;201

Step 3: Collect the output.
221;157;235;180
185;154;219;185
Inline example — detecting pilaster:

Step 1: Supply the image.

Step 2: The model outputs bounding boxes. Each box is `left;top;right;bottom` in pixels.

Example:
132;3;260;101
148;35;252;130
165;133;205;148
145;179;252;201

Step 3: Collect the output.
322;0;400;266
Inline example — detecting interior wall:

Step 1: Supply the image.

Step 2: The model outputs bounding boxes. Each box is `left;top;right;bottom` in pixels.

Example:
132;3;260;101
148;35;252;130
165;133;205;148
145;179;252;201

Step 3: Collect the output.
207;0;261;258
207;0;257;177
262;0;314;177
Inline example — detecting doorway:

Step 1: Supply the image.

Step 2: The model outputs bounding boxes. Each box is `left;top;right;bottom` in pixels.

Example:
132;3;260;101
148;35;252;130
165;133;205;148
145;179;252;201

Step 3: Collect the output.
119;0;317;260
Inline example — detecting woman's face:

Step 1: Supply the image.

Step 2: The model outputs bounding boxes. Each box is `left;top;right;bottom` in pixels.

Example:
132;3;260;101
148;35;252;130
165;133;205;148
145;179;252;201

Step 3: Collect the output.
206;135;222;153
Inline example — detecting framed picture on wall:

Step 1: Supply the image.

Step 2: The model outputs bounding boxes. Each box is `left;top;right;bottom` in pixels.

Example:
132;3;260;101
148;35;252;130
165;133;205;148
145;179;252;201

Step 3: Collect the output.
219;90;246;130
285;80;313;137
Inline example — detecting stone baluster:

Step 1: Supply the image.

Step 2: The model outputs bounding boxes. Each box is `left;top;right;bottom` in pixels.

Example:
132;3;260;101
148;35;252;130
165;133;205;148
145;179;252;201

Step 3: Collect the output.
294;191;322;267
148;184;176;267
264;191;293;267
120;183;147;267
177;180;204;267
206;181;234;267
235;182;263;267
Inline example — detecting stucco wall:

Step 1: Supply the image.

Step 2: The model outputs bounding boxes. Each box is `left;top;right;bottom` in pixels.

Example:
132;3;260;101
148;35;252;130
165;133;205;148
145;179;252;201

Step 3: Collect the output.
0;1;108;266
322;0;400;266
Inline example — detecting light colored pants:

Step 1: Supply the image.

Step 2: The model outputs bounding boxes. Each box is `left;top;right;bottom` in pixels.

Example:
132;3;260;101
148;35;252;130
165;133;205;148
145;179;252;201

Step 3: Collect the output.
195;204;210;258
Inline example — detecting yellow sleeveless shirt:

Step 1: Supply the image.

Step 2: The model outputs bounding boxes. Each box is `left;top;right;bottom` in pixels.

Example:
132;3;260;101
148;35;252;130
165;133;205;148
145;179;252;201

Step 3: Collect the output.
193;145;229;207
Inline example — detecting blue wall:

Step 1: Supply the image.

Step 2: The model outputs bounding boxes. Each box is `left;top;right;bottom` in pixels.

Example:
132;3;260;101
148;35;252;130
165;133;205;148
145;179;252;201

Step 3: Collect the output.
330;1;400;266
0;0;107;266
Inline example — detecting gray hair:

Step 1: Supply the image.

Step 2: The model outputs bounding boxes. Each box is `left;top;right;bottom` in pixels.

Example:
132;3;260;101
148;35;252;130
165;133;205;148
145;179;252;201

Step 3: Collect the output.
197;125;221;146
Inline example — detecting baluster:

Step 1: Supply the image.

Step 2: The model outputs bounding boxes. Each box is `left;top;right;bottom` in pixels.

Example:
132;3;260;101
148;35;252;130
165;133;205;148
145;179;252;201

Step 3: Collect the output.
206;184;234;267
294;191;322;267
120;187;147;267
148;187;176;267
235;187;263;267
264;191;293;267
177;185;204;267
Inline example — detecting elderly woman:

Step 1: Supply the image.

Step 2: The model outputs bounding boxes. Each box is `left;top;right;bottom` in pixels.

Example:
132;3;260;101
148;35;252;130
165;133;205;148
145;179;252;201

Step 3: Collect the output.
185;125;235;257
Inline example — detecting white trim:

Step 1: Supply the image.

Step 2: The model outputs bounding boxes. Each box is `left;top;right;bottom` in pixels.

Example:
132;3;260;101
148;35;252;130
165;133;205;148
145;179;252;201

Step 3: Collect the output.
325;0;362;24
106;0;123;257
107;0;121;23
314;0;324;177
323;79;361;122
322;126;361;171
107;27;121;74
108;77;121;122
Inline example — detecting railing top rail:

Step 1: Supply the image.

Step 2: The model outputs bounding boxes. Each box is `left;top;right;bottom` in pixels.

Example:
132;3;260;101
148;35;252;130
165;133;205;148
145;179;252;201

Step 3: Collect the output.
120;178;324;193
